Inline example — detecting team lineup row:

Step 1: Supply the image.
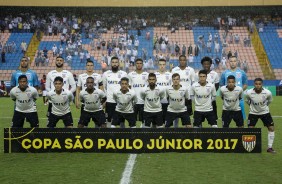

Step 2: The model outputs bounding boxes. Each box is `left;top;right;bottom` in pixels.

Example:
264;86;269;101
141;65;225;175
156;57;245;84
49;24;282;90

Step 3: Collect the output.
9;55;276;153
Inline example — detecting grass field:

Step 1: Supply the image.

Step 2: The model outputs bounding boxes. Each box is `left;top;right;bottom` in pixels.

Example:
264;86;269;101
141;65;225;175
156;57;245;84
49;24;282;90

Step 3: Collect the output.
0;97;281;184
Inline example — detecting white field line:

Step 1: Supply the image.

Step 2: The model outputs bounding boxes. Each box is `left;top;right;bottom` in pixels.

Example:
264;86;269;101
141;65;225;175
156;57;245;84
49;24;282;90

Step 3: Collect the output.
120;154;137;184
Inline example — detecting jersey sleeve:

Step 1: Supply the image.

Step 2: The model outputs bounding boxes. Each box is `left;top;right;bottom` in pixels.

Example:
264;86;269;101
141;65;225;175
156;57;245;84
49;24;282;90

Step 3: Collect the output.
244;90;251;105
211;85;217;101
267;91;273;105
214;72;220;84
10;72;17;87
77;75;82;87
241;71;248;86
32;87;39;100
68;91;74;102
46;72;52;92
102;72;107;92
79;91;84;102
99;89;106;99
190;85;195;100
32;71;39;87
219;71;226;86
190;69;196;84
185;87;190;100
68;72;76;93
10;88;16;100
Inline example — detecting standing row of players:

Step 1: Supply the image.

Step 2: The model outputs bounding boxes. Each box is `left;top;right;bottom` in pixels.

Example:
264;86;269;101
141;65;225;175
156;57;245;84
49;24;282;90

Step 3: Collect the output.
10;55;276;153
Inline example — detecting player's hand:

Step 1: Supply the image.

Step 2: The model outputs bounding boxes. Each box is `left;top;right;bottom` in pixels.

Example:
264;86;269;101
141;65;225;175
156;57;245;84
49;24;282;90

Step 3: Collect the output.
102;102;106;109
76;101;81;109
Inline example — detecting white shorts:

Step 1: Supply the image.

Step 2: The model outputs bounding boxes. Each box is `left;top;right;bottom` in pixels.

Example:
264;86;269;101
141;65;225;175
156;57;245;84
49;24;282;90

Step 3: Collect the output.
42;90;47;97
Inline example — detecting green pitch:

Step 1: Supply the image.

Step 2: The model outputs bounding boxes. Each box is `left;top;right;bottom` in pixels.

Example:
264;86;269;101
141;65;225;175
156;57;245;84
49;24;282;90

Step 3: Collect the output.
0;97;281;184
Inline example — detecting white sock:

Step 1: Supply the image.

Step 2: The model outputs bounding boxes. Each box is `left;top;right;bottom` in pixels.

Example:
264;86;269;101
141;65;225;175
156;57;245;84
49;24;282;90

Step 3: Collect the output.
211;125;218;128
268;131;275;148
131;126;136;128
157;125;164;128
106;121;111;128
110;125;116;128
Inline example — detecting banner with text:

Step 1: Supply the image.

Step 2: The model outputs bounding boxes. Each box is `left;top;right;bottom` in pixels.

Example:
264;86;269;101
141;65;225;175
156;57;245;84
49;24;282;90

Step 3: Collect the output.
4;128;261;153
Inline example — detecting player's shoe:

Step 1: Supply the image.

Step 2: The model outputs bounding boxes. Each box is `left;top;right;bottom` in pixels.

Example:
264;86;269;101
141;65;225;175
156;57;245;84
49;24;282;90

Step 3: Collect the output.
267;148;276;153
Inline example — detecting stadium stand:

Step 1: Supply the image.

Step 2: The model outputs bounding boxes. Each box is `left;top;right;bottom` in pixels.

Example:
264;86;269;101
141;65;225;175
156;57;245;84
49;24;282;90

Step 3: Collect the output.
259;24;282;79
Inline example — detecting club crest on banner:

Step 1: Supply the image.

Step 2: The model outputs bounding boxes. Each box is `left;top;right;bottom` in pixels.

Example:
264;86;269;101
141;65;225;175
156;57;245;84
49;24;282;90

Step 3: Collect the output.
242;135;256;152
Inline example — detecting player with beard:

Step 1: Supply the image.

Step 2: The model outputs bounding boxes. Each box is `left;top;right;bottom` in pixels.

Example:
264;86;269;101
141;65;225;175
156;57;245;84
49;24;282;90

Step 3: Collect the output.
10;75;39;127
141;73;165;128
102;56;127;127
46;56;76;126
171;55;195;127
11;56;39;89
76;60;104;127
128;58;149;127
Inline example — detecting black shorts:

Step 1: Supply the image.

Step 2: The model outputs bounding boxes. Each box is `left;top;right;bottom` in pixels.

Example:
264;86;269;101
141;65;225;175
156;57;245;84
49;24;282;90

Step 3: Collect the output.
144;111;163;127
79;110;106;127
212;101;218;120
47;112;74;128
78;104;85;124
185;99;193;115
161;103;168;123
222;110;244;128
193;111;217;127
12;111;39;128
165;111;191;127
248;113;274;127
134;104;144;122
105;102;117;122
112;111;136;127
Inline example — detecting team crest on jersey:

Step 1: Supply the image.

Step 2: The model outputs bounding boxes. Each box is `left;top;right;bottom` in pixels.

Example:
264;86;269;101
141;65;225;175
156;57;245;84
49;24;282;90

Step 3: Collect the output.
262;95;266;101
180;91;184;97
206;88;210;93
166;75;169;80
118;74;121;78
26;92;31;98
186;71;189;76
242;135;256;152
236;73;241;78
26;73;31;80
62;74;66;78
155;91;159;96
63;96;67;101
142;76;146;80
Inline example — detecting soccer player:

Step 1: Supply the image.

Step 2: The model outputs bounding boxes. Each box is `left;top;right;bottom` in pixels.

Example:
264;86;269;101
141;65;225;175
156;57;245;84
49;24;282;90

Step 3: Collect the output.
195;56;220;120
41;74;48;105
141;73;165;128
191;70;217;128
220;75;244;128
245;78;276;153
112;77;137;128
10;75;39;127
47;76;73;128
165;73;192;128
102;56;127;127
78;77;107;128
171;55;195;127
155;59;172;124
220;56;248;120
76;60;103;127
128;58;149;127
45;56;76;125
11;56;39;89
